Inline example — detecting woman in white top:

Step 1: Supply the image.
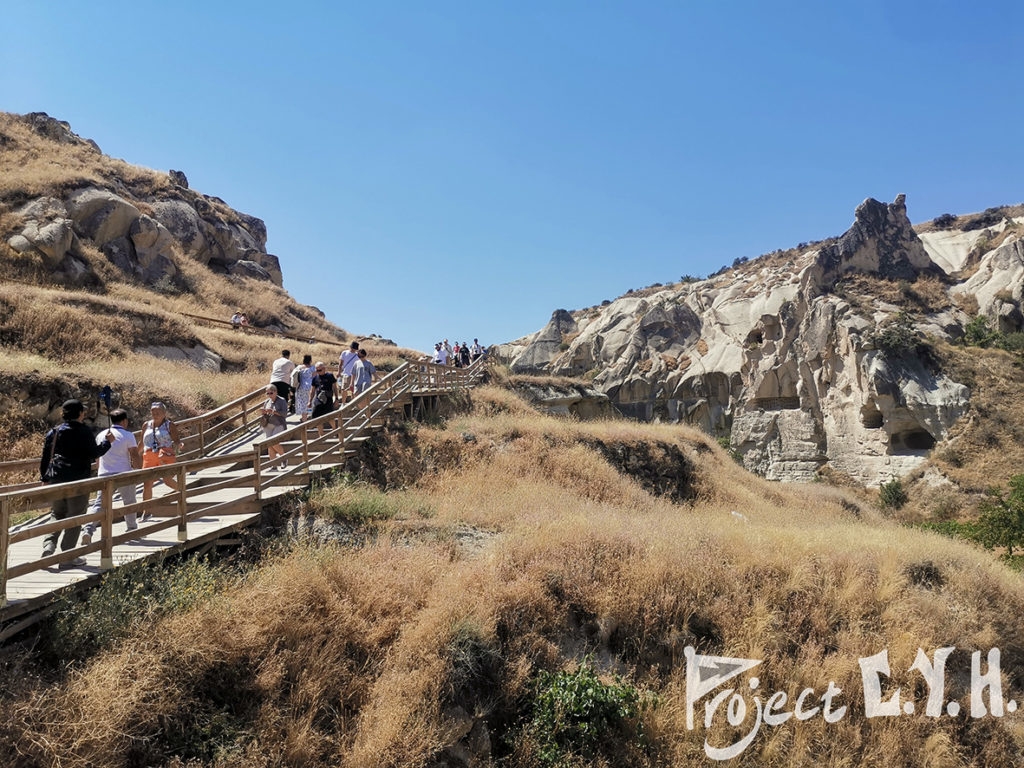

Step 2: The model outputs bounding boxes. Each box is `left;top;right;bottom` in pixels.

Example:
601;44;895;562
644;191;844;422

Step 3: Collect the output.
141;402;183;502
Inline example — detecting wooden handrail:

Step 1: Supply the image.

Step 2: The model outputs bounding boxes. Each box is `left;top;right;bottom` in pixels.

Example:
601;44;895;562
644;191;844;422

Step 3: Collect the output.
0;387;268;490
178;311;345;347
1;356;489;608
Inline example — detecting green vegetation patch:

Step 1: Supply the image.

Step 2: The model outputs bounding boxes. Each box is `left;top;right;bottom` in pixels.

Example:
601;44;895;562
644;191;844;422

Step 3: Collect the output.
517;661;650;767
45;555;231;662
308;478;434;523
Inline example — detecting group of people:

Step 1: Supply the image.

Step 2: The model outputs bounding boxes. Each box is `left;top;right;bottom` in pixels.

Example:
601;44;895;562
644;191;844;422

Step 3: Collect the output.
265;344;377;423
430;338;486;368
35;336;482;568
38;400;183;567
229;310;251;329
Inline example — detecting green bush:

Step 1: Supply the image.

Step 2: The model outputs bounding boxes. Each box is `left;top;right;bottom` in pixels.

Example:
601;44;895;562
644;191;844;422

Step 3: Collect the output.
717;435;743;465
976;475;1024;556
870;311;927;357
879;476;908;510
308;479;434;523
961;317;1024;355
918;519;982;542
45;556;230;662
520;661;648;767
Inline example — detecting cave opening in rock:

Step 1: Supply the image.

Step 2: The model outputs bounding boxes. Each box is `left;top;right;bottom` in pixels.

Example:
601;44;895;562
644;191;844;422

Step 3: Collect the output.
861;403;883;429
890;429;936;452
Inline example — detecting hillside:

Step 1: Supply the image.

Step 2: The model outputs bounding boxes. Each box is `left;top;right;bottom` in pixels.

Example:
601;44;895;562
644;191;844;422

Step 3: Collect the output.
499;195;1024;519
3;385;1024;767
0;111;417;460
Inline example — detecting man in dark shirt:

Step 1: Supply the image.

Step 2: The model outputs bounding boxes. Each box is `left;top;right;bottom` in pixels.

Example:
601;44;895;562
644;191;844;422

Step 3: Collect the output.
39;399;114;566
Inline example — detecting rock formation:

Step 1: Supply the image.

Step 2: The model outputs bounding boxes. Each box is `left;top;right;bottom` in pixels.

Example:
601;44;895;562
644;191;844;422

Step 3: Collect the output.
500;196;1024;485
2;112;283;289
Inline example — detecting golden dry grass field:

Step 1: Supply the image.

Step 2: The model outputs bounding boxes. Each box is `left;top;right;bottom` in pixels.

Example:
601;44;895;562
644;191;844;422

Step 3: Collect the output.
3;385;1023;768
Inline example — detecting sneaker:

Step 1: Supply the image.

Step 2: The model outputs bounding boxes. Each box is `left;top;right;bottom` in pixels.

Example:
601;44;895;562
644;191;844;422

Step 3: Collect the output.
80;533;92;545
41;548;55;559
59;557;87;569
279;462;287;471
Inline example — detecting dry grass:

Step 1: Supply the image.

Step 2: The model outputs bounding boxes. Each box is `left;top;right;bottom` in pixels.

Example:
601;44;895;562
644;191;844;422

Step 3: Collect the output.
901;342;1024;521
4;388;1024;766
834;273;953;313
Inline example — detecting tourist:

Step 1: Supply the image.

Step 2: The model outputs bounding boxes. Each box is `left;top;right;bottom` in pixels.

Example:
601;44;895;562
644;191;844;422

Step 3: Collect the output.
337;341;360;404
141;402;183;503
38;399;115;565
81;409;141;545
453;342;462;367
471;339;483;362
270;349;295;411
460;342;471;367
261;385;288;470
310;361;339;435
230;310;242;329
353;349;377;394
443;338;453;365
435;342;449;366
239;313;250;328
291;354;315;421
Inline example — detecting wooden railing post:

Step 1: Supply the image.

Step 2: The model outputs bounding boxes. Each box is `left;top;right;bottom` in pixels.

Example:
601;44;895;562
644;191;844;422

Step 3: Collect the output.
198;415;206;455
0;498;10;608
176;466;188;542
101;478;115;569
301;428;310;473
253;445;263;501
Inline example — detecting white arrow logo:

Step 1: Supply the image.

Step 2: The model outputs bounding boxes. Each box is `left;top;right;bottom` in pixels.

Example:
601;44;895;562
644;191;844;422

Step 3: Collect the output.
685;646;762;730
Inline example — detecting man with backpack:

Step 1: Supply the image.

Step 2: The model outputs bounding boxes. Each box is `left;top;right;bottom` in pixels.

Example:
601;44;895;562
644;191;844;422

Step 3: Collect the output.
39;399;115;566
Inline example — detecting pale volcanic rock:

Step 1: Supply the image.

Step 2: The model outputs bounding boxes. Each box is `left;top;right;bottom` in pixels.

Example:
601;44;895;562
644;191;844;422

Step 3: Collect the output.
504;196;1021;485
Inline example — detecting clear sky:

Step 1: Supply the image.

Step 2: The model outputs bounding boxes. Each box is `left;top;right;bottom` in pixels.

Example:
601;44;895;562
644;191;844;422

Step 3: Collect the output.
2;1;1022;351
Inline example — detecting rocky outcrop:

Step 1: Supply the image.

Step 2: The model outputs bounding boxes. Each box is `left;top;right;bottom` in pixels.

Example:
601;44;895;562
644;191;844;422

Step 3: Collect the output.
503;196;1022;485
511;379;613;418
2;111;284;288
138;343;224;372
956;237;1024;333
505;309;577;373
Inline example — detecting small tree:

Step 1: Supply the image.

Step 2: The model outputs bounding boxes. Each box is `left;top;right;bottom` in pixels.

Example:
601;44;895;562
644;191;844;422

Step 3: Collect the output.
977;475;1024;557
879;476;908;510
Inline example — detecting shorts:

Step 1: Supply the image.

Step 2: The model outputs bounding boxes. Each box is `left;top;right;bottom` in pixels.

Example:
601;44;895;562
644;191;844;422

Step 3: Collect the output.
142;450;176;469
263;422;286;439
340;373;353;390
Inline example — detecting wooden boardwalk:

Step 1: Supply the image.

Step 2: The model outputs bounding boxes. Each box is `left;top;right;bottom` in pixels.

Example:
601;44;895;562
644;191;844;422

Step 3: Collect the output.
0;359;486;637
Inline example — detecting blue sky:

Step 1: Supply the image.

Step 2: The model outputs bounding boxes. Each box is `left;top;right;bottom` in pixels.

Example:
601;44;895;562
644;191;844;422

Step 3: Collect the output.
3;1;1022;351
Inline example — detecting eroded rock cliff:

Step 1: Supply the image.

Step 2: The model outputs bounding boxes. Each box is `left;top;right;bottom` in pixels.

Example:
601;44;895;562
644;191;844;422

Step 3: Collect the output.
499;196;1024;485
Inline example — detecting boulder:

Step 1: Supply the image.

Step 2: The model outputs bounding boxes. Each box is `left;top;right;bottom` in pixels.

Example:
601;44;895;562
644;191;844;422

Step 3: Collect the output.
138;344;223;372
66;187;141;246
168;169;189;188
103;234;178;285
8;197;75;267
509;309;577;373
229;259;272;281
246;251;283;286
129;214;175;262
150;200;210;261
